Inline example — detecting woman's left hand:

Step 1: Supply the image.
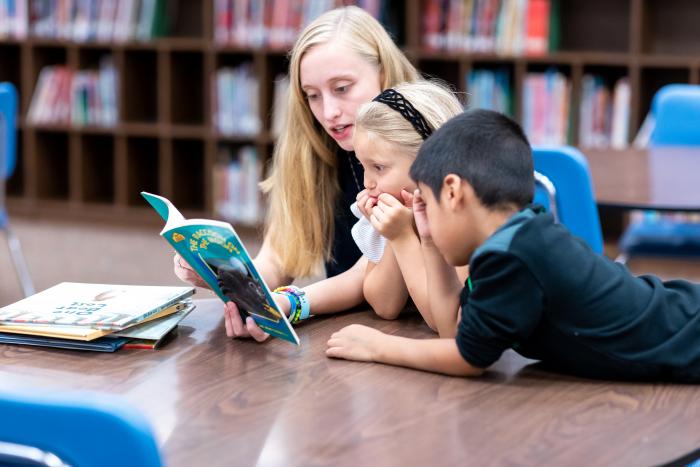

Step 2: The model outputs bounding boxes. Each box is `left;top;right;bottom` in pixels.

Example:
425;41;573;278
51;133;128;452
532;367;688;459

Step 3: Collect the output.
369;191;415;240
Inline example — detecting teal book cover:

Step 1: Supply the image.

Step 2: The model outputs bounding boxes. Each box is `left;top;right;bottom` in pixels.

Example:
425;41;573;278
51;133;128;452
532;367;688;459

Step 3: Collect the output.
141;192;300;345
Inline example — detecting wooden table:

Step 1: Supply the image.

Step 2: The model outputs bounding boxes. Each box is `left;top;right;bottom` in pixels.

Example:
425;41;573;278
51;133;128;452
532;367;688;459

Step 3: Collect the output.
585;147;700;211
1;299;699;466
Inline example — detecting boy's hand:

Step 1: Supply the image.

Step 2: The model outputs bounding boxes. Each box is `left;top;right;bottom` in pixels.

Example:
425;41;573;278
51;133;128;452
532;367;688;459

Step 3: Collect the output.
412;189;432;240
223;301;270;342
173;254;209;289
356;189;377;220
326;324;385;362
369;192;415;240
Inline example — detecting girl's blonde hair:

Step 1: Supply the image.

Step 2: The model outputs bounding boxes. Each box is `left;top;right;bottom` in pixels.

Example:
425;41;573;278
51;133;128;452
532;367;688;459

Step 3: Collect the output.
355;80;464;159
260;6;420;278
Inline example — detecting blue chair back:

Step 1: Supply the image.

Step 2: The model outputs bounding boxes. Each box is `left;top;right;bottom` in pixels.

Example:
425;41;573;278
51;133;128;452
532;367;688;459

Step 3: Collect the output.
650;84;700;146
0;390;163;467
531;146;604;254
0;82;18;181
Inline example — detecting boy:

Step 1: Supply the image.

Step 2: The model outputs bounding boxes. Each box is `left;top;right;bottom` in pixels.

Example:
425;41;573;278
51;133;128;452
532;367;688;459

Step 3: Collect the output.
326;109;700;382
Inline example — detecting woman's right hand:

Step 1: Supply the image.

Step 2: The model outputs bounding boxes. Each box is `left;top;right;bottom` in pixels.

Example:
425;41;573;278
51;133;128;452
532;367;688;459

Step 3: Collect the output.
223;301;270;342
173;254;209;289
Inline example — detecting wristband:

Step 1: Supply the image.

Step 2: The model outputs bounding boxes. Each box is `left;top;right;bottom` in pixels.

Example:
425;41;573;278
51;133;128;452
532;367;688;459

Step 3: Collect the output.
273;285;310;324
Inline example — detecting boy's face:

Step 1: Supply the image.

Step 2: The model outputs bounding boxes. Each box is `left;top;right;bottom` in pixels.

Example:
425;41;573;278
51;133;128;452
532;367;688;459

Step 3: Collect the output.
354;130;417;202
418;180;477;267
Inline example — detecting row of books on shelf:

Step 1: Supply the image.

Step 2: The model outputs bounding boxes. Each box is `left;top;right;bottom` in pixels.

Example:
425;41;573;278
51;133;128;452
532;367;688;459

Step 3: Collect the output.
214;146;263;225
468;69;631;147
0;282;195;351
214;64;261;136
423;0;558;56
213;0;395;48
28;58;118;126
0;0;167;41
578;76;630;150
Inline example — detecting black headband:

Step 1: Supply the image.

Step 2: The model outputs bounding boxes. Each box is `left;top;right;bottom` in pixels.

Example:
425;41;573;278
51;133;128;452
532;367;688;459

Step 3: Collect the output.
372;88;433;140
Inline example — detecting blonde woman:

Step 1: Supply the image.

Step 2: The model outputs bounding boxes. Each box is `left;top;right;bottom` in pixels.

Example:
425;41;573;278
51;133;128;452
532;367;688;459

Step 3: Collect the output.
350;80;468;330
174;6;420;340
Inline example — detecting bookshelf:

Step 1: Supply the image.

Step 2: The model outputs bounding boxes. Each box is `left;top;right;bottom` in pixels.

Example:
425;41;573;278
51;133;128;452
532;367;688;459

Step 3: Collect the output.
4;0;700;225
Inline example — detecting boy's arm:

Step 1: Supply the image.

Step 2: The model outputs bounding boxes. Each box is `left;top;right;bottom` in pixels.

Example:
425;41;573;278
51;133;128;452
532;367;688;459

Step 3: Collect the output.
389;232;435;330
363;245;410;320
422;239;464;338
326;324;484;377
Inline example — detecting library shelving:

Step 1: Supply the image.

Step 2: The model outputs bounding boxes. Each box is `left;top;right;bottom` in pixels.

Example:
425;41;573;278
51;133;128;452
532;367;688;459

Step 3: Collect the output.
3;0;700;224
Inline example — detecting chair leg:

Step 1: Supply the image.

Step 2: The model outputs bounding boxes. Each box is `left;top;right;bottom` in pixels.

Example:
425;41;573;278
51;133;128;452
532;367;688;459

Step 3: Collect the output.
3;226;35;297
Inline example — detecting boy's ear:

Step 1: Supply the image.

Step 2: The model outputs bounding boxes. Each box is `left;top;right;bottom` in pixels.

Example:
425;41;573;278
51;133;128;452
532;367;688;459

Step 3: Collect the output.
442;174;474;209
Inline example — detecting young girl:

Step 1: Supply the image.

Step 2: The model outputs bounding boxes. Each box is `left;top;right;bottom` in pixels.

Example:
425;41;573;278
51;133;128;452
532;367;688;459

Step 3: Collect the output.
351;80;467;330
174;6;420;341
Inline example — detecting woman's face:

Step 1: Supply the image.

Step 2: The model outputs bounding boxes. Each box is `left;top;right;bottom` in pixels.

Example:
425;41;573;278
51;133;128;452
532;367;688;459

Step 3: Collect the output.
300;40;383;151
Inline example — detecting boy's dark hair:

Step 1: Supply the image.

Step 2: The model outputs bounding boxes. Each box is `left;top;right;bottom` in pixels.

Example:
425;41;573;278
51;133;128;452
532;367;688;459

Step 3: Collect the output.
410;109;534;209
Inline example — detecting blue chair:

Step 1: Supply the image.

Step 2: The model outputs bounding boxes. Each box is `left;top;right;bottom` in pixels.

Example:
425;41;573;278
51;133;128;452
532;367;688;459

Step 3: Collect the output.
532;146;604;254
1;82;34;296
618;84;700;263
0;389;163;467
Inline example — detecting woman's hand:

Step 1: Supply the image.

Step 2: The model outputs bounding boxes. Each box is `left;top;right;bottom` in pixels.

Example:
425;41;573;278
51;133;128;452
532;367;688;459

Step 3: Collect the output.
173;254;209;289
369;191;415;241
326;324;386;362
222;301;270;342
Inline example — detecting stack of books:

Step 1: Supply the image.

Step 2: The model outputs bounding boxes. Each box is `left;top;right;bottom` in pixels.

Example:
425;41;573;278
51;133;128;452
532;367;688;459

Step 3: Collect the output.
0;282;195;352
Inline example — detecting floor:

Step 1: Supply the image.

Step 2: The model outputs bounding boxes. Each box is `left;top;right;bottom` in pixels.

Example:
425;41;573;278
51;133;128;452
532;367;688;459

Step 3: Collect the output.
2;215;700;307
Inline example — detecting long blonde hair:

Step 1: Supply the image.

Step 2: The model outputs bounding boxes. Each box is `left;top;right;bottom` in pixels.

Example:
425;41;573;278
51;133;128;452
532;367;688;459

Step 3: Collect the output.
260;6;419;278
355;80;464;159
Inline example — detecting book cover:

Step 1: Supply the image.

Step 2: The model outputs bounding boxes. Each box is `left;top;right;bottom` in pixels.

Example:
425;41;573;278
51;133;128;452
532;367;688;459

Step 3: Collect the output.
0;300;188;341
141;191;300;345
0;333;129;352
0;282;194;331
113;300;195;341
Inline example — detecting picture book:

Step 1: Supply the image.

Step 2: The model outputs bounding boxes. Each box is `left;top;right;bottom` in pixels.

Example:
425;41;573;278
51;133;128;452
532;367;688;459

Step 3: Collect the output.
141;191;300;345
113;300;195;344
0;282;194;331
0;300;189;341
0;333;129;352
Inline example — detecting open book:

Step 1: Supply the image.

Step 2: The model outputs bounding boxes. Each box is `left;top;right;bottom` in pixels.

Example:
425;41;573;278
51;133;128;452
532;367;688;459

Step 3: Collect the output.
141;192;300;345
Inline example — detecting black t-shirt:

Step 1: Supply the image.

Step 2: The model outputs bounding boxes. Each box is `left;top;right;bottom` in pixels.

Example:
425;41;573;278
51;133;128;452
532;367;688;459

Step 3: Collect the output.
324;150;363;278
457;205;700;382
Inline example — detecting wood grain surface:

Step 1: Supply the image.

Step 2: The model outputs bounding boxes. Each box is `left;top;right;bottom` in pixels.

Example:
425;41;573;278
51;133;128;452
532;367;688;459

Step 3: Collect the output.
1;299;699;467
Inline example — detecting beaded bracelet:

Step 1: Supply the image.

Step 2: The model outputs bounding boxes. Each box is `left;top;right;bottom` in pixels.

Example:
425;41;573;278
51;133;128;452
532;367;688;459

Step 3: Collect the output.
273;285;310;324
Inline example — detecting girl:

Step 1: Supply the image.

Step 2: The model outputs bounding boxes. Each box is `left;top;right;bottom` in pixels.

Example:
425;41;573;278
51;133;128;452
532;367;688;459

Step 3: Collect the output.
351;80;468;330
174;6;420;340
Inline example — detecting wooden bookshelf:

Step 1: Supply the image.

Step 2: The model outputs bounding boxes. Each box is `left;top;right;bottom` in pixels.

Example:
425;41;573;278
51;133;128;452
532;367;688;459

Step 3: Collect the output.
4;0;700;224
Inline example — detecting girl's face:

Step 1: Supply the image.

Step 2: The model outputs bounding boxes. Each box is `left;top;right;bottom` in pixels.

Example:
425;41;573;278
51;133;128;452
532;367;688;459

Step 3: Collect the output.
354;130;417;202
300;41;382;151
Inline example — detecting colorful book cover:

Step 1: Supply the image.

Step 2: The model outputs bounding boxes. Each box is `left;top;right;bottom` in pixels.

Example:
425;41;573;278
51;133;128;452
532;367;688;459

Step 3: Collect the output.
0;301;188;341
0;283;194;331
141;191;300;345
0;333;129;352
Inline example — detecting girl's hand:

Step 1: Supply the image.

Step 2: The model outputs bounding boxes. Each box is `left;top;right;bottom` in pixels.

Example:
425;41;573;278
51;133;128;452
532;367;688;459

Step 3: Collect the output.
369;192;414;240
356;189;377;219
223;301;270;342
326;324;385;362
412;189;432;240
173;254;209;289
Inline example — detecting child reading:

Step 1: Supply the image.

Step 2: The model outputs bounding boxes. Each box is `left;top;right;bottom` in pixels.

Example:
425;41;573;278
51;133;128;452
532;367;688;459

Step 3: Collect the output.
351;80;466;329
327;109;700;382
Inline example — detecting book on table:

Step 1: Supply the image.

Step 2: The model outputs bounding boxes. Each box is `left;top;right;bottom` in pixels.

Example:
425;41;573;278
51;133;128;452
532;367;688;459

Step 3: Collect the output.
141;191;300;345
0;282;194;330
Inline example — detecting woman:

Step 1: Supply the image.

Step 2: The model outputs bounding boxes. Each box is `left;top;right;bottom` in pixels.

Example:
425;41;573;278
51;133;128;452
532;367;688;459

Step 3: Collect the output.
175;6;420;340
